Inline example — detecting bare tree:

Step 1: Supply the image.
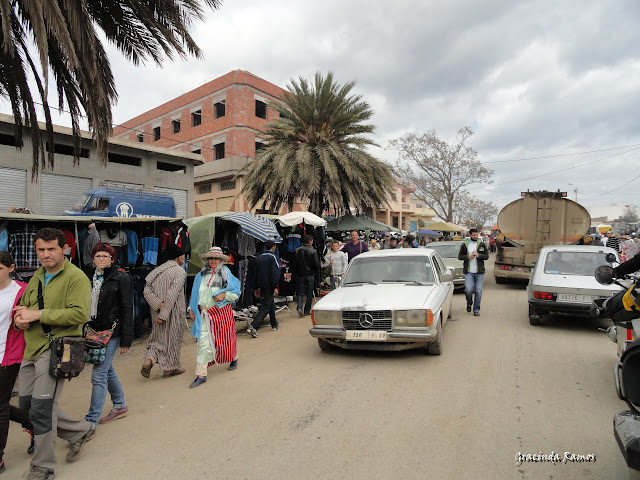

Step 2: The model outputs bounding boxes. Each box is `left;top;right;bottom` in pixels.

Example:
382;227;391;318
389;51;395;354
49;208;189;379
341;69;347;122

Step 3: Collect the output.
620;205;639;224
390;127;493;222
453;191;499;229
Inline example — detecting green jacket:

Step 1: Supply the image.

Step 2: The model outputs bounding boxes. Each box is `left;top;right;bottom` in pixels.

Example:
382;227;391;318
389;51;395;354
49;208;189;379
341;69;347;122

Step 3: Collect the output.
20;259;91;360
457;238;489;274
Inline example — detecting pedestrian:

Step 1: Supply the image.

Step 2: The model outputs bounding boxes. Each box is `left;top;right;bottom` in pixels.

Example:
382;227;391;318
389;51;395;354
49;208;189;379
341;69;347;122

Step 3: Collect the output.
402;235;418;248
381;234;391;249
419;237;427;247
489;236;496;253
187;247;241;388
142;245;187;379
0;251;34;475
457;228;489;317
294;235;320;317
387;237;401;249
340;230;369;262
370;239;381;251
84;242;132;427
247;241;280;337
13;228;94;479
323;241;348;289
605;230;621;253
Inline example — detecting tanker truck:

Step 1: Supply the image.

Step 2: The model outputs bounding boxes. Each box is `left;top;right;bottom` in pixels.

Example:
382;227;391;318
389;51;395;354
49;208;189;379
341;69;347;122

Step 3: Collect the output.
494;190;591;283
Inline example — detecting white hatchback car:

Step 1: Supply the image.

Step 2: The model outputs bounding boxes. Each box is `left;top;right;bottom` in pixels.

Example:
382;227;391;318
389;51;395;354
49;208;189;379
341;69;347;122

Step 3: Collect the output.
527;245;620;325
309;249;454;354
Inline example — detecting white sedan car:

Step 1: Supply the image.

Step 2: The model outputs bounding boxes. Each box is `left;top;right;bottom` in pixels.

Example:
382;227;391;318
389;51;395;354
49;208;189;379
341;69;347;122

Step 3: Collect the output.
309;249;454;354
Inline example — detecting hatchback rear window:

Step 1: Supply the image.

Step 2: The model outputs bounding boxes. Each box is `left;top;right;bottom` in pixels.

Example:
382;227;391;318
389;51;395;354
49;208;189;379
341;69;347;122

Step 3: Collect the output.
543;251;611;276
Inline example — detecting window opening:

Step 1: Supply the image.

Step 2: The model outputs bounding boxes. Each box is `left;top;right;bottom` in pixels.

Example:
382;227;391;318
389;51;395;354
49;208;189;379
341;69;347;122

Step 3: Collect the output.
255;100;267;119
172;119;181;134
214;142;225;160
153;126;161;141
192;110;202;127
214;101;226;118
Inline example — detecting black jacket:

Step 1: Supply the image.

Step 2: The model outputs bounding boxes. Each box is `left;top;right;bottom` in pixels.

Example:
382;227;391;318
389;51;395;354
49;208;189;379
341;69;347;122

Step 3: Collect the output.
255;250;280;290
458;239;489;274
295;245;320;276
86;266;133;348
615;252;640;277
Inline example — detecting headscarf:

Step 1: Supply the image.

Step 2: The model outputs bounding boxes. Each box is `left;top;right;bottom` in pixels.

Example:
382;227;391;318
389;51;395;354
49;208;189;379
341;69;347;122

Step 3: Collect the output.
201;261;228;289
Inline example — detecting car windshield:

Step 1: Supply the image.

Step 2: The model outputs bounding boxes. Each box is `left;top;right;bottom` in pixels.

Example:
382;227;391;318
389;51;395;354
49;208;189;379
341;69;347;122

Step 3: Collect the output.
425;244;460;258
343;256;434;284
543;251;612;276
72;194;92;211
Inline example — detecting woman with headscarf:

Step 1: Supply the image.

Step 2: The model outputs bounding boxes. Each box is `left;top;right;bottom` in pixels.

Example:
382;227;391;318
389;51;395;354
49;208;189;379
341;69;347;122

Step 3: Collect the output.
187;247;241;388
142;245;187;378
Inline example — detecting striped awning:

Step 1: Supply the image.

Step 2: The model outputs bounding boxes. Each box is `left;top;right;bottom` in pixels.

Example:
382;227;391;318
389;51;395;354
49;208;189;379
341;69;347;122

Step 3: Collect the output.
221;211;282;242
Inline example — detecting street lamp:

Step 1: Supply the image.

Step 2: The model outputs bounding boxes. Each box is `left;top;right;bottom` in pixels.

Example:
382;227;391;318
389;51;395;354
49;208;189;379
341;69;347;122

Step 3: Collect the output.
568;183;578;203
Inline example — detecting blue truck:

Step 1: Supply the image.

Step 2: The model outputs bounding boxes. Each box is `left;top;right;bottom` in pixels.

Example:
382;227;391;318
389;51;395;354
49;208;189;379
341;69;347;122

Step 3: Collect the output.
65;186;176;218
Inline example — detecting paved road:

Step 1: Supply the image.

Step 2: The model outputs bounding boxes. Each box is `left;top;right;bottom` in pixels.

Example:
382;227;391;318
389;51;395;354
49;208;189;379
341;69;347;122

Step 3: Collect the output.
5;261;624;479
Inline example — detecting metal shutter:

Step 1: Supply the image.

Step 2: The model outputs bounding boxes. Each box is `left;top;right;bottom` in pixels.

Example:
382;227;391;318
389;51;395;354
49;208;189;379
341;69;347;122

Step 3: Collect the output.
41;173;92;215
154;187;187;218
0;167;27;212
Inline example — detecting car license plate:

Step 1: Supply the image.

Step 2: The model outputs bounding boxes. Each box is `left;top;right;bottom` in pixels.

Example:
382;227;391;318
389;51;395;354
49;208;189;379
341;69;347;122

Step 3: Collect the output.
345;330;388;341
557;293;596;302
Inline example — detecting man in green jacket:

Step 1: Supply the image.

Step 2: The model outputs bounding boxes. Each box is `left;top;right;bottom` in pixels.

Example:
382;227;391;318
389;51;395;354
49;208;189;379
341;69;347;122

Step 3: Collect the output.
457;228;489;317
13;228;93;480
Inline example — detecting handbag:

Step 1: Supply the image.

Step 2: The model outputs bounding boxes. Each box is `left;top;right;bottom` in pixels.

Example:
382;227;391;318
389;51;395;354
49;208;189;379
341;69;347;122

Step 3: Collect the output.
38;282;85;380
83;322;116;365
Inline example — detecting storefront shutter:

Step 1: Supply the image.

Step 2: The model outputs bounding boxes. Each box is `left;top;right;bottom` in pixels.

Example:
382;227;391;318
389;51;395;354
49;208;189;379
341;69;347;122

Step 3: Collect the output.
154;187;187;218
41;173;92;215
0;167;27;212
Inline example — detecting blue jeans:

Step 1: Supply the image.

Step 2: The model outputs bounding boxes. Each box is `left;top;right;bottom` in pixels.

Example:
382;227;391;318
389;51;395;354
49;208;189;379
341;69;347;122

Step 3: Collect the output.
464;272;484;313
86;336;126;424
295;275;314;314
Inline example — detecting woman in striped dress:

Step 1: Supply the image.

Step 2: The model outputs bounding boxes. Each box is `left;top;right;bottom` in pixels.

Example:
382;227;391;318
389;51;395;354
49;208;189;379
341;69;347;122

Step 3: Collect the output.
187;247;241;388
142;245;187;378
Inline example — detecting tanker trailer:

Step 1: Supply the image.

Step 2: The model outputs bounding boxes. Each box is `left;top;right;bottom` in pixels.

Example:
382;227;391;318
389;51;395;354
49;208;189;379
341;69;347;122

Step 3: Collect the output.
494;190;590;283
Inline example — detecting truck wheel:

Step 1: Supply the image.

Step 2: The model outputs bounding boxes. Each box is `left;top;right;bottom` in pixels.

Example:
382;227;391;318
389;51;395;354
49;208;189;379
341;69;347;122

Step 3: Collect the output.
426;318;442;355
495;276;506;284
529;305;542;326
317;338;334;352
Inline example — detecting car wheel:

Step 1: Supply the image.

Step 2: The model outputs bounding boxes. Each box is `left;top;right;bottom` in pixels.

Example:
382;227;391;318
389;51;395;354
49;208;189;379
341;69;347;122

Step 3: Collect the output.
317;338;334;352
529;305;542;326
495;276;506;284
426;318;442;355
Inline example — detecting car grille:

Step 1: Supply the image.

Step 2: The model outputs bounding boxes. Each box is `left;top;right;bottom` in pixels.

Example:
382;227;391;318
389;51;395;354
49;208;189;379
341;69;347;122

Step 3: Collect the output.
342;310;393;330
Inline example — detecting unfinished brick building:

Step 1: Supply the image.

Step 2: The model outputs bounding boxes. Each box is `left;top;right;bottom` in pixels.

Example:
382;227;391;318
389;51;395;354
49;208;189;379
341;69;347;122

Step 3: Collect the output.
113;70;286;215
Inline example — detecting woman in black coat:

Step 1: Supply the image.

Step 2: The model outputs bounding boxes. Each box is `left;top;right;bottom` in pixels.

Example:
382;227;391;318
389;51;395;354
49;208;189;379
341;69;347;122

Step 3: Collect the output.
85;242;133;426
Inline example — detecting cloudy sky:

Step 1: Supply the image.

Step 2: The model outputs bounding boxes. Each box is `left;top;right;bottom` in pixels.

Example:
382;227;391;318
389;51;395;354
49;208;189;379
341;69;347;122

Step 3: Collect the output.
26;0;640;214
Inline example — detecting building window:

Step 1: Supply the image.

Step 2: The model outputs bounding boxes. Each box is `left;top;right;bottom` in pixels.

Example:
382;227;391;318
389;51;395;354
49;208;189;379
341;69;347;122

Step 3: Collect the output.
255;100;266;119
255;142;266;154
0;133;18;147
391;193;397;201
46;142;90;158
157;161;186;173
214;142;225;160
108;152;141;166
137;133;144;143
153;126;161;141
172;119;181;134
197;183;212;194
214;101;225;118
192;110;201;127
220;179;236;191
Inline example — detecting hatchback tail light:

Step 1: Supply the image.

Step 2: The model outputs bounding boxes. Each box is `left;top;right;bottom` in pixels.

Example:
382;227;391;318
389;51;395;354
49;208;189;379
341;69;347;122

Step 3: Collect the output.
533;291;556;301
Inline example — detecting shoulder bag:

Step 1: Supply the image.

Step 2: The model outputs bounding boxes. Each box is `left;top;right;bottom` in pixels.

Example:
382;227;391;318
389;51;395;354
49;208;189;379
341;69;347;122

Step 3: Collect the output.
38;281;86;380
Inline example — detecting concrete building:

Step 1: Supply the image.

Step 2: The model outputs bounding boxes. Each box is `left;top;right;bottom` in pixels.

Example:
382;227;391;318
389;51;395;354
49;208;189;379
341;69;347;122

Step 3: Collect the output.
0;113;201;217
113;70;287;216
587;203;632;223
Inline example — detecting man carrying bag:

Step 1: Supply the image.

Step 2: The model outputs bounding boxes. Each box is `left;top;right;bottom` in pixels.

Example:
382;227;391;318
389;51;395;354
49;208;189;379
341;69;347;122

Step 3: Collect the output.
13;228;93;480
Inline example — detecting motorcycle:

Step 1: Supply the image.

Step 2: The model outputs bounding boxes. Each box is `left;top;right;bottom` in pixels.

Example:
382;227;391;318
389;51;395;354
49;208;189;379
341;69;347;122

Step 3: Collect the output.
592;255;640;479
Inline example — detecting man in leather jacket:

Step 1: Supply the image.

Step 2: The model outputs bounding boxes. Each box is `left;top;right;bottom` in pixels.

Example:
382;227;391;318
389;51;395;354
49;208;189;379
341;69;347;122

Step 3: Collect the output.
294;235;319;317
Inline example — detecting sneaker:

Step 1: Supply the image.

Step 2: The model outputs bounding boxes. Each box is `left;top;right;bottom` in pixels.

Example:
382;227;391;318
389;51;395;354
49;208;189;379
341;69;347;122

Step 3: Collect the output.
466;304;472;313
247;327;258;338
66;425;95;462
271;324;279;331
26;466;55;480
99;406;129;424
189;376;207;388
297;309;304;318
474;312;480;316
24;428;35;454
228;359;238;370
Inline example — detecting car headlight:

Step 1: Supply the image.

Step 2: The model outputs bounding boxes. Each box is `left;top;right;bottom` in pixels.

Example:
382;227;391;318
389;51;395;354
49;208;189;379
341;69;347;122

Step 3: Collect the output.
312;310;341;326
396;310;431;326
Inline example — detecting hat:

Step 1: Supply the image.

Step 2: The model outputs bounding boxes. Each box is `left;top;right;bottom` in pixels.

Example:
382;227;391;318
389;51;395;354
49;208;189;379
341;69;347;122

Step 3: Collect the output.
201;246;229;262
166;244;184;259
371;239;377;245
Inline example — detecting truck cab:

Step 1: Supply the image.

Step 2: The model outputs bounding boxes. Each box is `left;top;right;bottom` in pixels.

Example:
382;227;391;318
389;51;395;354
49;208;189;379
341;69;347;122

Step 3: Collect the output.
65;186;176;218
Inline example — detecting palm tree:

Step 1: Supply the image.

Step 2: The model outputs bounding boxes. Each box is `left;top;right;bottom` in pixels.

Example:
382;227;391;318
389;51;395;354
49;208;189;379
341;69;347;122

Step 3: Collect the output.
240;72;394;217
0;0;221;178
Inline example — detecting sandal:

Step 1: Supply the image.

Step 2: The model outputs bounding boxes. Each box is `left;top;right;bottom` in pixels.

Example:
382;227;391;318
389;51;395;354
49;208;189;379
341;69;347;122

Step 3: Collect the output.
141;359;152;378
163;368;185;378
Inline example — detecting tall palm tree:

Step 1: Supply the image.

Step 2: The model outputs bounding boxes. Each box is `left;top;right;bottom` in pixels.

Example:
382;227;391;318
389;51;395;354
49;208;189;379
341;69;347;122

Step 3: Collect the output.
240;72;394;217
0;0;221;178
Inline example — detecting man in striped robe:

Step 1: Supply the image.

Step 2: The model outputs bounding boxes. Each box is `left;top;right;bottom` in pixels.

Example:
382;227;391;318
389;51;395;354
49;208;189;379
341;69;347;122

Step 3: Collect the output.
141;246;187;378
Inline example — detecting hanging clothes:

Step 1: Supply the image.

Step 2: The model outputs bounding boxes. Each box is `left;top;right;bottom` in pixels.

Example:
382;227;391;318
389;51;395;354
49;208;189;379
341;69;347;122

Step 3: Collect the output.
8;225;39;269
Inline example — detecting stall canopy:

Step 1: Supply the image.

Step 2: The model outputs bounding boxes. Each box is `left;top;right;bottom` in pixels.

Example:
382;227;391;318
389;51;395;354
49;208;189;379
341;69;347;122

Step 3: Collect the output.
423;221;459;232
278;211;326;227
446;222;466;232
325;213;400;232
418;229;440;236
185;212;281;274
221;212;282;242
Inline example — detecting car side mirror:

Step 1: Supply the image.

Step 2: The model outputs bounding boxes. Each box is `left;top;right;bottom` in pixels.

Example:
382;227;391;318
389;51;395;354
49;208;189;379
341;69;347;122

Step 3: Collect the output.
440;273;454;282
605;252;617;264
